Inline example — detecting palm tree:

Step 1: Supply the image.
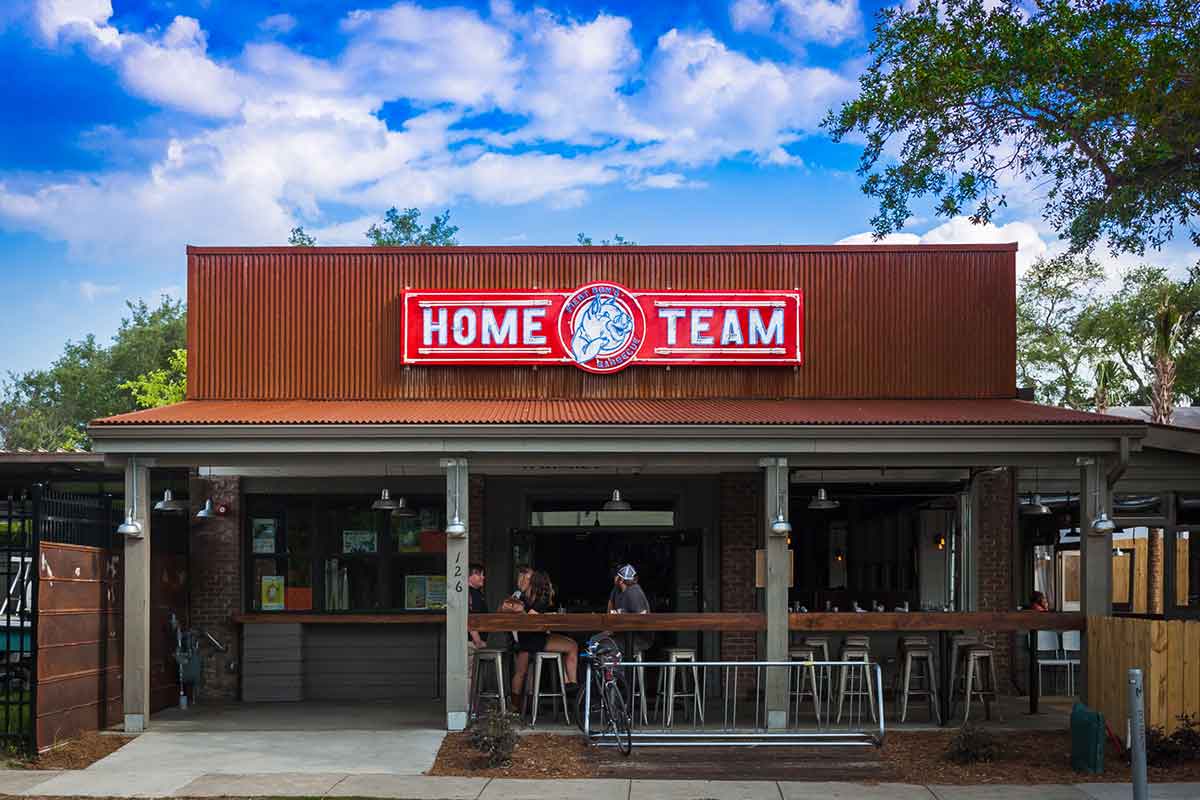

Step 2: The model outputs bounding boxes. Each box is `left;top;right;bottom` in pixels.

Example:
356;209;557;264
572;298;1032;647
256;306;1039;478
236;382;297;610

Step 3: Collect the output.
1150;286;1184;425
1093;360;1119;415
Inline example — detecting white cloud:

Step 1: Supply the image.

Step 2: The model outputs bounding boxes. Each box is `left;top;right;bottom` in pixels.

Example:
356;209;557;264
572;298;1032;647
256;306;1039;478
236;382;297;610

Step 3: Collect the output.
8;1;861;265
259;13;297;34
731;0;862;46
837;216;1049;274
78;280;118;302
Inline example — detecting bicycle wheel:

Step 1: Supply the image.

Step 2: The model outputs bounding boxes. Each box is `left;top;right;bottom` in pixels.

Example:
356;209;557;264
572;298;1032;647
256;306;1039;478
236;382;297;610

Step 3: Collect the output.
604;681;633;756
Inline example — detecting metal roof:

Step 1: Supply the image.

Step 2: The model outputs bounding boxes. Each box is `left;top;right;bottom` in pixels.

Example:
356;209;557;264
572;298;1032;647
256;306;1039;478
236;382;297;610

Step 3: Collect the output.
91;398;1132;427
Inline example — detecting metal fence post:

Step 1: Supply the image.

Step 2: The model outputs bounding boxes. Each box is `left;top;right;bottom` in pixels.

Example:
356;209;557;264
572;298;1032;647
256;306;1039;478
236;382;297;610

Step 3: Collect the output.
1129;668;1148;800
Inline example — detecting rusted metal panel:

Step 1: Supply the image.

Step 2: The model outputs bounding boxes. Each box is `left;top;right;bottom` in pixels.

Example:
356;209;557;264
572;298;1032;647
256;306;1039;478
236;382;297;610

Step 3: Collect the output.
184;245;1017;401
94;397;1127;427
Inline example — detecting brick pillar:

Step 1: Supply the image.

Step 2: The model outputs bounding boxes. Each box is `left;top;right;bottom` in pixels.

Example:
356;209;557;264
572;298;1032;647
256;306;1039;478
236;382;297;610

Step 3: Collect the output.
720;474;760;666
469;475;485;567
975;468;1015;693
188;475;241;701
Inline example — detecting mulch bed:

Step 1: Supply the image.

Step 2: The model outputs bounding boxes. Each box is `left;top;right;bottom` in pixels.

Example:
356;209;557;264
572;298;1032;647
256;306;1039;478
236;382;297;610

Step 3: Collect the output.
428;733;598;779
29;732;133;770
882;730;1200;785
432;728;1200;784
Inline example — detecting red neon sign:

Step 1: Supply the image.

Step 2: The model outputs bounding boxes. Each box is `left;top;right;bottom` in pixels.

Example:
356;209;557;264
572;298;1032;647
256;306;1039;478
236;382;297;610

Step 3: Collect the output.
402;283;803;373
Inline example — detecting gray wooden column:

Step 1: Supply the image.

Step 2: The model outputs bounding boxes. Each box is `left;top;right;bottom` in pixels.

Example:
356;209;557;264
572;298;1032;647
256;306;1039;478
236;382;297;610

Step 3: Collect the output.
443;457;469;731
1078;455;1112;704
761;457;789;729
122;458;151;733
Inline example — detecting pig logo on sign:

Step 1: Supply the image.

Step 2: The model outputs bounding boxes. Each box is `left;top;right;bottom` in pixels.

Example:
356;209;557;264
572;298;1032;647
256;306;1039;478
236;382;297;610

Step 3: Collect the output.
570;294;634;365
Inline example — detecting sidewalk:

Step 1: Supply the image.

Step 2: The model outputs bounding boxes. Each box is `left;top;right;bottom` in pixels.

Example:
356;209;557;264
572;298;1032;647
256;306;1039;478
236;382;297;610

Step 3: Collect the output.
1;771;1197;800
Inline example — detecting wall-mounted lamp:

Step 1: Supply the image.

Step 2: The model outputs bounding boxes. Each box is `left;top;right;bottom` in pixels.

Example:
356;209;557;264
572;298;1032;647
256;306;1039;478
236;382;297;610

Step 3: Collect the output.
117;457;143;538
446;461;467;539
195;499;229;519
935;533;946;551
602;489;631;512
834;548;845;562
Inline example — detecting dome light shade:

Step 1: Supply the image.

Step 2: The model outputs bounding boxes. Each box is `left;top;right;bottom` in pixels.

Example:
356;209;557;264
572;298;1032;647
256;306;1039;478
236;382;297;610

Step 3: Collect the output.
391;495;417;519
602;489;631;512
117;513;143;537
1091;512;1117;535
371;489;399;512
195;499;217;519
1021;494;1052;516
154;489;187;513
808;487;840;510
446;515;467;538
770;514;792;536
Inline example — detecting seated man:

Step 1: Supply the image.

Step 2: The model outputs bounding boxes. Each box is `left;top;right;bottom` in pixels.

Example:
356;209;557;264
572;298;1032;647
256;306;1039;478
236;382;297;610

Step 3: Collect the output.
610;564;653;657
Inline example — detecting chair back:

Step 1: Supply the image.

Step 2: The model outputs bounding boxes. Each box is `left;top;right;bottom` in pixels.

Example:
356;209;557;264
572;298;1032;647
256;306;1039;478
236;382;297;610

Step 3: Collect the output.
1036;630;1061;653
1062;630;1081;653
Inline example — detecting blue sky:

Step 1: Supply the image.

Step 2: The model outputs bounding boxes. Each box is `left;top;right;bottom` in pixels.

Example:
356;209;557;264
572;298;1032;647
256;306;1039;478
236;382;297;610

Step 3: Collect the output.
0;0;1194;378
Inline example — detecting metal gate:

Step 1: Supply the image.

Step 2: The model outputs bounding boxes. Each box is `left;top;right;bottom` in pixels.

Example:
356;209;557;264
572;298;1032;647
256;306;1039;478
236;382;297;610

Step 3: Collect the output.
0;487;39;754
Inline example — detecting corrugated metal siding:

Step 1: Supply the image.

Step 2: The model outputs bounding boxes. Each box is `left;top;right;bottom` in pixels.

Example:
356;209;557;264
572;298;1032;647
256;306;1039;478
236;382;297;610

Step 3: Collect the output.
186;246;1017;401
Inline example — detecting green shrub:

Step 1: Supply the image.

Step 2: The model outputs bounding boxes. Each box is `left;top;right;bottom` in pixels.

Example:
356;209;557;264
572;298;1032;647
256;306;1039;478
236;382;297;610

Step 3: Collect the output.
469;708;520;768
1143;715;1200;767
946;723;1000;764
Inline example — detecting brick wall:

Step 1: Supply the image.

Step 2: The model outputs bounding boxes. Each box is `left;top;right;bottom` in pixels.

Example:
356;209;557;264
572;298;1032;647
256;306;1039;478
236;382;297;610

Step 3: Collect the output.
975;467;1015;692
469;475;484;567
720;473;760;663
188;475;242;701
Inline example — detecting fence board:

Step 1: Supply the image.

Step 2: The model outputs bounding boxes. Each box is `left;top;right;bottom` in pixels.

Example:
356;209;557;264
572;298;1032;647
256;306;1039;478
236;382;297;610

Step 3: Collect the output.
1088;615;1200;735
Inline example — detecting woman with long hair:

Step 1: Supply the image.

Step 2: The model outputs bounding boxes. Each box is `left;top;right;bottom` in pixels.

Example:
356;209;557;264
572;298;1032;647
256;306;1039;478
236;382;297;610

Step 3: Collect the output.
509;569;579;710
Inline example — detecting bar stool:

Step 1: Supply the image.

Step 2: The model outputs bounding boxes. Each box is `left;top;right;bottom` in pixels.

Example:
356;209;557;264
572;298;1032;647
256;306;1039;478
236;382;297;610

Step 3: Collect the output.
471;648;508;718
656;648;703;727
958;645;1002;722
629;651;649;726
947;633;979;707
788;647;822;725
837;641;877;724
805;636;832;704
894;638;940;724
524;651;571;726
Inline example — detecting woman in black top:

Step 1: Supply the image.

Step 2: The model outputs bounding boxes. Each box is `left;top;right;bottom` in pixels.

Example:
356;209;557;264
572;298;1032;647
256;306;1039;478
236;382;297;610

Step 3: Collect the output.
510;570;579;707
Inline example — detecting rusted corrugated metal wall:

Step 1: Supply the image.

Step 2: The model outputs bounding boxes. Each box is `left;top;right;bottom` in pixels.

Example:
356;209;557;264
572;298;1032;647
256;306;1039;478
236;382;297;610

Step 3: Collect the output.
36;541;186;748
187;246;1016;401
36;542;121;748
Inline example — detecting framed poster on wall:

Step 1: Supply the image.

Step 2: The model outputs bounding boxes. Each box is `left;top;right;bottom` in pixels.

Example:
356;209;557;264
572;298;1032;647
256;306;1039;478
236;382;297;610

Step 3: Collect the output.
405;575;428;610
261;575;285;610
251;518;277;554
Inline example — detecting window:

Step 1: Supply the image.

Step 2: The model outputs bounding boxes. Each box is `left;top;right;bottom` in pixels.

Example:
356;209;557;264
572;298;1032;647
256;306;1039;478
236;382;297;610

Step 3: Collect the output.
245;494;445;613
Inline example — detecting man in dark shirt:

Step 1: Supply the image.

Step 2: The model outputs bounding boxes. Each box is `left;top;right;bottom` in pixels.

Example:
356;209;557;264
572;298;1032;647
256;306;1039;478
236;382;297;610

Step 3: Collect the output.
611;564;652;655
468;563;487;647
467;563;486;714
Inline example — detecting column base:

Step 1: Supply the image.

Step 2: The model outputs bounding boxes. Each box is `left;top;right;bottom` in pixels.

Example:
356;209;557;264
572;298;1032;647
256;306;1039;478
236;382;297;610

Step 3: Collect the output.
767;709;788;730
124;713;146;734
446;711;468;731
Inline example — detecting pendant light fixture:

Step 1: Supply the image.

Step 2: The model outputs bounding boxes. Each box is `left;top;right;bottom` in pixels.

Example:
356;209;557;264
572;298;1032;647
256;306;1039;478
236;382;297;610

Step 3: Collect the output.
371;488;399;512
1087;478;1117;536
602;489;631;512
445;461;467;538
1021;467;1052;516
807;487;840;511
117;457;144;537
391;495;417;519
195;499;218;519
154;488;188;513
769;460;791;536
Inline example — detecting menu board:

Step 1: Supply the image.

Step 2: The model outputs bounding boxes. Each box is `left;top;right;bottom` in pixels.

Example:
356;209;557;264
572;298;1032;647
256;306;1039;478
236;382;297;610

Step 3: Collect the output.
405;575;447;610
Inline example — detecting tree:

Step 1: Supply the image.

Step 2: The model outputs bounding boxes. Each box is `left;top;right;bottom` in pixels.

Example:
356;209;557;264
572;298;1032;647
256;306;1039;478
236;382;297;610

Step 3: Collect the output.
366;207;459;246
288;227;316;247
824;0;1200;256
1150;285;1186;424
576;233;638;245
121;348;188;409
1016;254;1106;408
0;297;186;450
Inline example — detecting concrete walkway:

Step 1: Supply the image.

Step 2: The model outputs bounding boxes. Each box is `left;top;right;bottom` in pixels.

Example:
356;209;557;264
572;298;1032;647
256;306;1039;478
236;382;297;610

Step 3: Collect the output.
2;771;1198;799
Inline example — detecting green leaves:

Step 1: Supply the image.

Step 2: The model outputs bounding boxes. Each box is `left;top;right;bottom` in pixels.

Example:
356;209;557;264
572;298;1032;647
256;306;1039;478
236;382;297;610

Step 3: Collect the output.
365;207;459;247
825;0;1200;256
0;297;186;450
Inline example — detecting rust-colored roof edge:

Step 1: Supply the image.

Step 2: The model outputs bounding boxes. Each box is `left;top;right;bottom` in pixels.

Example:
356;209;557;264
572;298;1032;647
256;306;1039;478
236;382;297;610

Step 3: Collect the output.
185;243;1020;255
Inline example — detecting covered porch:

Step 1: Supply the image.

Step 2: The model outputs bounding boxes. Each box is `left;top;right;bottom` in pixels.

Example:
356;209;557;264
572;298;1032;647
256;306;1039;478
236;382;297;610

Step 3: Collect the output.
87;397;1149;734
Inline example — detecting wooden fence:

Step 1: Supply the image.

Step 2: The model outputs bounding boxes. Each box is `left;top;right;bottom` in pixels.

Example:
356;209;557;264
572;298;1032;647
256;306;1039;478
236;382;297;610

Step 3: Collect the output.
1087;615;1200;734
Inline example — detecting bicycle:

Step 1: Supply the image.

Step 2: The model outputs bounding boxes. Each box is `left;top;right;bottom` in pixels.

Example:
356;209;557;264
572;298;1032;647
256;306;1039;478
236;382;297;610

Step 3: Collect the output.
577;635;632;756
